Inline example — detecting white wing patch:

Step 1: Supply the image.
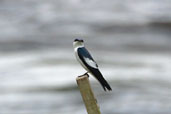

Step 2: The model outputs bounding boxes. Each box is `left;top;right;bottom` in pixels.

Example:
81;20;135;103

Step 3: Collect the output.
84;57;98;69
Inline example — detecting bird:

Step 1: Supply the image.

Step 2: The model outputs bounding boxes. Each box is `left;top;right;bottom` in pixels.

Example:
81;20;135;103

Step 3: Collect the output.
73;38;112;91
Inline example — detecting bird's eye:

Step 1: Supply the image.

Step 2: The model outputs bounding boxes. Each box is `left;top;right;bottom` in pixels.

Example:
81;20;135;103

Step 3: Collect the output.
74;38;84;42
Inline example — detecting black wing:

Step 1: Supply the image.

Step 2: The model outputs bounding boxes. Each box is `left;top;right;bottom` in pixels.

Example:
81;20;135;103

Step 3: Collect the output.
77;47;112;91
77;47;98;68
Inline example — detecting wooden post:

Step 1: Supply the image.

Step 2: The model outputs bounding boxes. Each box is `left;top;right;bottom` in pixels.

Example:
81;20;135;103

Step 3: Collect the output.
76;74;101;114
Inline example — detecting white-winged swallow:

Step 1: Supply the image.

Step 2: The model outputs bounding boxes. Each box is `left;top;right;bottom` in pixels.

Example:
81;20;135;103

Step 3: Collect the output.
73;38;112;91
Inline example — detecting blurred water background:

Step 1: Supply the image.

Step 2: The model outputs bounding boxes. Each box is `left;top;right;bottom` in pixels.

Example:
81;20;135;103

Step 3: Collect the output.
0;0;171;114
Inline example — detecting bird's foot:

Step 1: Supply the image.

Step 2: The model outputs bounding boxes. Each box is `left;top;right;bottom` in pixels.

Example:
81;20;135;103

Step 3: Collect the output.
78;72;89;77
83;72;89;77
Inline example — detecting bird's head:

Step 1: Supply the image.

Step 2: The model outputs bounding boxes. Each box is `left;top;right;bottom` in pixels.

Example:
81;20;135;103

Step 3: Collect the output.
73;38;84;48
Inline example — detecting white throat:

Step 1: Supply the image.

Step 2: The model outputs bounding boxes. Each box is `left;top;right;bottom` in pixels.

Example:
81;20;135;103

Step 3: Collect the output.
73;42;84;49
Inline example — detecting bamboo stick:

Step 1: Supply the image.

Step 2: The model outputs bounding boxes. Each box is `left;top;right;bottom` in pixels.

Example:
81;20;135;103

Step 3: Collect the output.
76;74;101;114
